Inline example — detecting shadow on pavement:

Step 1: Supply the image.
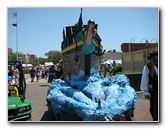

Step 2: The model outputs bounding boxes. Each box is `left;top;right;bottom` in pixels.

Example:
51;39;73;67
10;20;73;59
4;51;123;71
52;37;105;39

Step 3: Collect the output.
40;84;49;87
40;107;56;121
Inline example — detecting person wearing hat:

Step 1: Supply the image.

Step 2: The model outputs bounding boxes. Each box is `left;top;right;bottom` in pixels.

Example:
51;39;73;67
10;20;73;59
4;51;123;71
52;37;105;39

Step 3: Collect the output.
75;19;101;55
140;50;158;121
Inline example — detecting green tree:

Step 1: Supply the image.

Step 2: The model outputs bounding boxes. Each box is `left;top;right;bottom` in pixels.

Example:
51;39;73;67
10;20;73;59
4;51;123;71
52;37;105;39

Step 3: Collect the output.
107;49;116;53
28;59;38;66
44;50;62;64
38;57;47;64
8;52;25;62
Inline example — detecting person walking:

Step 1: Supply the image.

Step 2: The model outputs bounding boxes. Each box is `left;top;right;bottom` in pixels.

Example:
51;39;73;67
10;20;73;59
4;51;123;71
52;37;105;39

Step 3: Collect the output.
36;67;40;82
140;50;158;121
30;67;36;82
44;66;49;80
48;65;56;83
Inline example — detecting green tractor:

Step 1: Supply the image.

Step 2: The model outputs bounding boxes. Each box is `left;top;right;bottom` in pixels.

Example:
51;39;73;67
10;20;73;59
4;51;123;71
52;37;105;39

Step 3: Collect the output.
8;61;32;121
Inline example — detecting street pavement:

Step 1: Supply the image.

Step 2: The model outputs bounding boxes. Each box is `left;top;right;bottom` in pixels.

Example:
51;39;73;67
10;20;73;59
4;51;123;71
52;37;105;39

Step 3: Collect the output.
134;93;153;121
25;74;56;121
25;74;154;122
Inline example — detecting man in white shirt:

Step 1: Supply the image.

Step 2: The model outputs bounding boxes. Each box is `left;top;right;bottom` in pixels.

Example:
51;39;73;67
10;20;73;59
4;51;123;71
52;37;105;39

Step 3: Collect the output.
140;50;158;121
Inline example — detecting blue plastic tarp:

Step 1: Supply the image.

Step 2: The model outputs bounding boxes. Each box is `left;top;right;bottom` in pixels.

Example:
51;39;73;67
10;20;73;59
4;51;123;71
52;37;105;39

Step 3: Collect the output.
46;73;137;121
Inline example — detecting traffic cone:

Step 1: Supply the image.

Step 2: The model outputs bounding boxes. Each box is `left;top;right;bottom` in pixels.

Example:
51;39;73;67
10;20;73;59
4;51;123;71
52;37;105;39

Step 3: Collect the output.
120;114;126;121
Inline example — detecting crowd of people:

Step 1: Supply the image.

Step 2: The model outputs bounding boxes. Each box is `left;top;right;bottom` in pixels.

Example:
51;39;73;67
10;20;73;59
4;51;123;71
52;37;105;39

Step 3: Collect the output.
8;63;63;85
30;65;63;83
99;60;118;77
8;65;19;85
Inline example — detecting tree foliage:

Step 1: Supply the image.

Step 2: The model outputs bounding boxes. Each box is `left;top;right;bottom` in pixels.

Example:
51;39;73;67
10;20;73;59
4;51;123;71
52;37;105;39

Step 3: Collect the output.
109;64;122;75
8;50;62;65
107;49;116;53
8;52;25;62
44;50;62;64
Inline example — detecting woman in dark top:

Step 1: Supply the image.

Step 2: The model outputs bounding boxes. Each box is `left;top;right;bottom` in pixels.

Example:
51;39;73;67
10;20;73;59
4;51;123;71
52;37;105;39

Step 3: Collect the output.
48;65;56;83
30;67;36;82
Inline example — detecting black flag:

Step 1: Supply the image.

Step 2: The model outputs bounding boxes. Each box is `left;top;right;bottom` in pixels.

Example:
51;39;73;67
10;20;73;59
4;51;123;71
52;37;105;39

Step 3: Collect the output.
12;23;17;27
77;8;83;31
63;27;66;40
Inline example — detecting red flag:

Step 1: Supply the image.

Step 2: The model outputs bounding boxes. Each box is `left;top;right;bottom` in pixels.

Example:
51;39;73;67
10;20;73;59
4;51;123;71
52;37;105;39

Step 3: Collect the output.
13;13;17;18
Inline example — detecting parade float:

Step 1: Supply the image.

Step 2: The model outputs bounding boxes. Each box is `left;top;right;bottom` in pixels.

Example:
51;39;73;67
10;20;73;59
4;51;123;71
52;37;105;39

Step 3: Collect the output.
46;9;137;121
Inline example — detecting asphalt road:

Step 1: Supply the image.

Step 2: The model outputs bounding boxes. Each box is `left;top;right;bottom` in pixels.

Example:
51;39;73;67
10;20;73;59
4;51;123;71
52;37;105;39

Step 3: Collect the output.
25;74;56;121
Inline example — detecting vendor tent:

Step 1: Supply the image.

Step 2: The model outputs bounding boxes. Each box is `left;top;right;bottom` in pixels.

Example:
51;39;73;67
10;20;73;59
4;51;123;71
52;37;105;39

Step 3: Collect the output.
44;62;54;66
101;60;122;65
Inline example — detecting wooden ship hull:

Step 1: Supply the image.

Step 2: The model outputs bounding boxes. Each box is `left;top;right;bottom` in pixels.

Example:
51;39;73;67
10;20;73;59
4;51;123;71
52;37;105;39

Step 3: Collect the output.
61;24;104;79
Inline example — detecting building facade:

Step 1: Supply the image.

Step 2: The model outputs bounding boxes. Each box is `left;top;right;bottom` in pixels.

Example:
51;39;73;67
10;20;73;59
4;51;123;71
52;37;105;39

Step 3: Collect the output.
121;43;158;53
8;48;12;53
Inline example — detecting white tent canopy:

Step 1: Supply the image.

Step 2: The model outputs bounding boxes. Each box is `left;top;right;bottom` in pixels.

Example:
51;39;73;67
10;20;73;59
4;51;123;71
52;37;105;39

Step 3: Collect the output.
101;60;122;65
22;64;33;67
44;62;54;66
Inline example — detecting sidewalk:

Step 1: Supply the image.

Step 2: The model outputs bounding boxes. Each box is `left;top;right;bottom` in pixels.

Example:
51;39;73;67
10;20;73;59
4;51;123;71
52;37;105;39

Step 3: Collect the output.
134;93;153;121
25;74;49;84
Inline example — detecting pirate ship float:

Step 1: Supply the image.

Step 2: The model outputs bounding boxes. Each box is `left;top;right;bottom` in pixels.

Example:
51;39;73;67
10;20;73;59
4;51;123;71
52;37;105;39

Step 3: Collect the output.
61;9;105;79
46;9;137;121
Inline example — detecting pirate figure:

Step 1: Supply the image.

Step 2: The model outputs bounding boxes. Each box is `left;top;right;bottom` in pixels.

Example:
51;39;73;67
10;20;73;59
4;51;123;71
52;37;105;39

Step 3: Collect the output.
140;50;158;121
75;19;102;76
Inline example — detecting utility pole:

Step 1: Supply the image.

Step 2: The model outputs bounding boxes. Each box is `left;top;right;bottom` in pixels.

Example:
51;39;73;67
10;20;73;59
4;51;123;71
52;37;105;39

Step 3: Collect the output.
12;12;18;61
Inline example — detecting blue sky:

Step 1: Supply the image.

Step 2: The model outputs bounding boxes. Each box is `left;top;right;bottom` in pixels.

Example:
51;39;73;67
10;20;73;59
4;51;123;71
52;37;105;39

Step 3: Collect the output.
8;8;158;58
